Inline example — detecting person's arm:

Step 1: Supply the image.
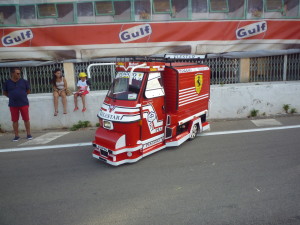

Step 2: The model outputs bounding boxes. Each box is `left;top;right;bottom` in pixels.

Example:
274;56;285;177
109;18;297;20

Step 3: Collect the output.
25;80;31;95
3;81;8;97
53;86;58;91
86;79;91;91
76;80;81;93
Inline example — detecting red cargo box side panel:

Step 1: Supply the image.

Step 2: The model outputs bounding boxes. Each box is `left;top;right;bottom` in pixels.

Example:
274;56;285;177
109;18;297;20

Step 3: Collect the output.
175;65;210;121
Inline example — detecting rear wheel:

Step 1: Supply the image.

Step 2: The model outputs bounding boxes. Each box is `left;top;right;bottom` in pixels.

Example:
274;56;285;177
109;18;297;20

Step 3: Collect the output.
189;124;198;140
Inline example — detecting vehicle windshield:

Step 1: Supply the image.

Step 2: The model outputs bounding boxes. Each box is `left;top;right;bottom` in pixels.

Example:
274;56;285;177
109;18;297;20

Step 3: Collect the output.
107;72;144;100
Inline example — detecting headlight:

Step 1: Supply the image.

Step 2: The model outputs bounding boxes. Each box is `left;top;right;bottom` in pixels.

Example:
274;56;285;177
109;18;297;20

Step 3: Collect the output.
103;120;113;130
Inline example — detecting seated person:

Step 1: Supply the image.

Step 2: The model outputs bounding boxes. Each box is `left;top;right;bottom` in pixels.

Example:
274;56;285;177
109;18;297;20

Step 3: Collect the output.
74;72;91;112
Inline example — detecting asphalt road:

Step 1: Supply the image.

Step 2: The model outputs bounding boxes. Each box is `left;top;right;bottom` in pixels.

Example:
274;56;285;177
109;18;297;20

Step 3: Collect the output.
0;117;300;225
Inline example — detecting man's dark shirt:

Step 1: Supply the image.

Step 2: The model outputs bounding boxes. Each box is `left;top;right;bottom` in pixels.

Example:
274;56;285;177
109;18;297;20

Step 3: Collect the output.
3;78;30;107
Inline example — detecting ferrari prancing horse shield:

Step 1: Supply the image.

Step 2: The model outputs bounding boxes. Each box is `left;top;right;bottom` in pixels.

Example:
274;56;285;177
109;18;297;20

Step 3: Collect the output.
195;73;203;94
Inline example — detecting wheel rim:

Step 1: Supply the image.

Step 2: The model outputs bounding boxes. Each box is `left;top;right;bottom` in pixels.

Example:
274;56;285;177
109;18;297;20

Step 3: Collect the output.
190;124;197;139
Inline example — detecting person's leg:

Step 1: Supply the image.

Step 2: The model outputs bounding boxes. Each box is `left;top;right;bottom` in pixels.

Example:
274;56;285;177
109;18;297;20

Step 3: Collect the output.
24;121;31;138
13;121;19;137
10;107;20;139
74;93;79;111
61;91;67;114
53;91;59;115
20;105;31;138
82;95;86;111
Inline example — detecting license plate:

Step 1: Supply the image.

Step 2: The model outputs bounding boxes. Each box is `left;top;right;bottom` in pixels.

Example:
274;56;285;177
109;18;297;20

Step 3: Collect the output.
99;157;107;162
100;149;108;157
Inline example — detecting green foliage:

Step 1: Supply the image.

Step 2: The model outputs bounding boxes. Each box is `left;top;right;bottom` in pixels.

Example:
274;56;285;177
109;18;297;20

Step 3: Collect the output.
70;120;91;131
283;104;290;113
250;109;259;117
96;123;100;127
0;124;3;133
290;108;297;114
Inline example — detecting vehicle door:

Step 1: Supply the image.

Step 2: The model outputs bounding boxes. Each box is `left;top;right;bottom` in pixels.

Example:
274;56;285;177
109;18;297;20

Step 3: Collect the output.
141;72;166;151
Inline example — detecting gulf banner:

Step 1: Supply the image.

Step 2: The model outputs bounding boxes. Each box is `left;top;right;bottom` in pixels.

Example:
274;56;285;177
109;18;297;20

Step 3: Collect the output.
0;20;299;61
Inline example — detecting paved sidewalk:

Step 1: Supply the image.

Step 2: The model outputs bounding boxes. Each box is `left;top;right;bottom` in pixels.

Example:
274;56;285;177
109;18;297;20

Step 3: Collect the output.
0;127;97;150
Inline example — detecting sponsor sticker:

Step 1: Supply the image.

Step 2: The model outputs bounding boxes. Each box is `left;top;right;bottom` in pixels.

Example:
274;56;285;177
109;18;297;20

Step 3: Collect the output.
99;111;123;121
143;137;164;149
116;72;144;81
2;29;33;47
177;67;209;74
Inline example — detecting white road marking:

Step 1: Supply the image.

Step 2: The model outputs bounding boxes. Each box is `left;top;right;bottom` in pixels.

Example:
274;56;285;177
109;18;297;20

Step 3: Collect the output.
1;125;300;153
199;125;300;136
0;142;92;153
19;132;70;146
251;119;282;127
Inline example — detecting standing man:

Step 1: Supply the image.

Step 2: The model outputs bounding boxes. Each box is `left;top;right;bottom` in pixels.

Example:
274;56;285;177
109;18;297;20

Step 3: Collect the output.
3;67;32;141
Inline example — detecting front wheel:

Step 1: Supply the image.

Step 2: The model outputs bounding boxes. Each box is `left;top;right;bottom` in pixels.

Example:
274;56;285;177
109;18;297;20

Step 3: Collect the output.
189;124;198;140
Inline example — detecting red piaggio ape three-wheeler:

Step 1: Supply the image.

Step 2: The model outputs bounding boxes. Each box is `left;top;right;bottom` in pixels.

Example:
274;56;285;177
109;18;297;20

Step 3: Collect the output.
91;54;210;166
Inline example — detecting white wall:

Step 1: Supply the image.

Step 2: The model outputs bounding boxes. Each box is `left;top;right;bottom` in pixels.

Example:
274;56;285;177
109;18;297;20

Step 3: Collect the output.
209;81;300;119
1;82;300;131
0;91;107;131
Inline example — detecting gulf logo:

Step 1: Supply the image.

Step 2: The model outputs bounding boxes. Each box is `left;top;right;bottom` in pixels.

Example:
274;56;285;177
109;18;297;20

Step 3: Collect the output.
119;24;152;43
2;29;33;47
236;21;267;40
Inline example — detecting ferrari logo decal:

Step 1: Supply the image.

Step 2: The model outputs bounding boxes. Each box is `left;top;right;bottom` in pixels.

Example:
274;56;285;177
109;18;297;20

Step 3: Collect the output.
195;73;203;94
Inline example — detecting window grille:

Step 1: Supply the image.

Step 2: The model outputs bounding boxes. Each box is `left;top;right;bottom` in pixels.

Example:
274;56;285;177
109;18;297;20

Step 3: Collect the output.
203;57;240;85
74;61;115;91
0;67;11;95
26;64;64;93
250;53;300;82
0;63;63;95
286;53;300;81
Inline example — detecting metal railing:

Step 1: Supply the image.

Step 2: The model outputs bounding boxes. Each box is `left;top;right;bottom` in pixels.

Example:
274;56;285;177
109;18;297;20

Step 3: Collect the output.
1;54;300;95
203;58;240;85
286;53;300;81
74;61;115;91
250;55;284;82
26;64;64;93
249;53;300;82
0;64;63;95
0;67;10;95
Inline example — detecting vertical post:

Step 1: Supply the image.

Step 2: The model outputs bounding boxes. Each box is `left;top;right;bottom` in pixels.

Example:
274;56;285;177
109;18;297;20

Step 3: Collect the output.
240;58;250;83
283;54;287;81
111;65;115;83
22;67;28;79
63;62;76;91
